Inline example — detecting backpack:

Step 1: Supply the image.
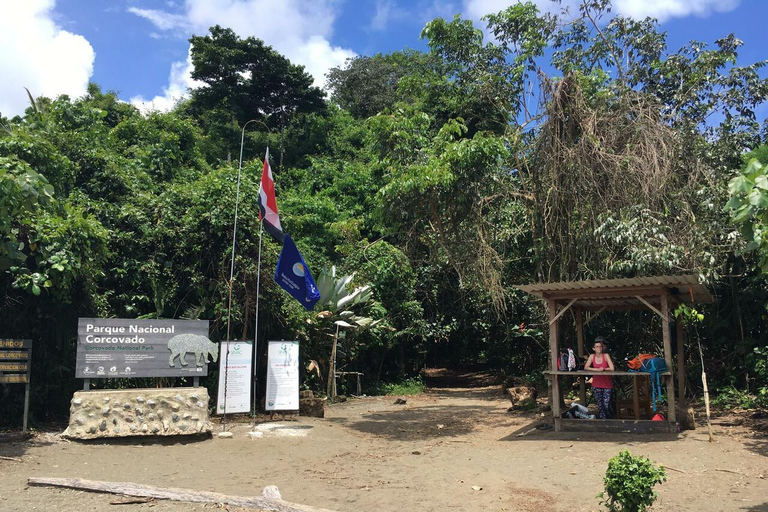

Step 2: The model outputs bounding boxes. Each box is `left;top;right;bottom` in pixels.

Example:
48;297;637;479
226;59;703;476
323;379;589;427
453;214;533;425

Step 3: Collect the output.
630;356;667;412
626;353;656;370
557;348;578;371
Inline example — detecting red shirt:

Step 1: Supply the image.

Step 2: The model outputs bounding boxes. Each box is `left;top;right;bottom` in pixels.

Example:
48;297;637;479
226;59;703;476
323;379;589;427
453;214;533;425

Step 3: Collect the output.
591;355;613;389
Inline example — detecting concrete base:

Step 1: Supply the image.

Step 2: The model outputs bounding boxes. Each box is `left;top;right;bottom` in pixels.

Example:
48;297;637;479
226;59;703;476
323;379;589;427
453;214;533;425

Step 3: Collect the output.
63;388;212;440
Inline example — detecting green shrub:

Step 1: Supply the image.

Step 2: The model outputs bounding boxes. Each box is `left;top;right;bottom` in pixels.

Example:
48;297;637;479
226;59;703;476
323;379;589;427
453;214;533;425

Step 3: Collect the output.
374;376;426;396
712;386;766;409
598;450;667;512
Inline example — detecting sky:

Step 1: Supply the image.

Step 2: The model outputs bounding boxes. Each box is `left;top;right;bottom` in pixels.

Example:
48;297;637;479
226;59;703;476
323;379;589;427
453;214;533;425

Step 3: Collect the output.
1;0;767;117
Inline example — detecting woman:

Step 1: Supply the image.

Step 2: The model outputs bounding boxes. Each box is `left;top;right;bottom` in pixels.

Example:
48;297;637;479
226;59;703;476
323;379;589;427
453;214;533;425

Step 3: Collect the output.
584;336;614;419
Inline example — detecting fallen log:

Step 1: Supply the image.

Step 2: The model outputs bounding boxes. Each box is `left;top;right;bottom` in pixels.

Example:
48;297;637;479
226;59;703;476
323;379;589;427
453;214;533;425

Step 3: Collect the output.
28;477;338;512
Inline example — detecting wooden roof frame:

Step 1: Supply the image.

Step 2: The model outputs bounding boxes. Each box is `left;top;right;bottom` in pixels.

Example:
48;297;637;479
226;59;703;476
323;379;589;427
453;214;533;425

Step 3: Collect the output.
515;275;714;432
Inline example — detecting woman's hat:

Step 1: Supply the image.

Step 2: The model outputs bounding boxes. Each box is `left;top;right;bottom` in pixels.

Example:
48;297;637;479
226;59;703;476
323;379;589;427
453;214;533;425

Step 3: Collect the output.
594;335;606;343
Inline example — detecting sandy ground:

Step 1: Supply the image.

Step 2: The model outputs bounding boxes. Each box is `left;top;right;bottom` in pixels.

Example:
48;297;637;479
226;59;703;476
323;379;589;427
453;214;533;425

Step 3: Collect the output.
1;386;767;512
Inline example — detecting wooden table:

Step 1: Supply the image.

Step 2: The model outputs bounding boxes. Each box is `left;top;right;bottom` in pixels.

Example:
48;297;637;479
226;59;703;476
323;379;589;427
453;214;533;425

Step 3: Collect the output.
544;370;670;420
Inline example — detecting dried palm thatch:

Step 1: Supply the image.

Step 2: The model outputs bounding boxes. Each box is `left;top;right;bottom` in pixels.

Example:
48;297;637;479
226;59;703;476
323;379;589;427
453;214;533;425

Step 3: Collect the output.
535;72;681;280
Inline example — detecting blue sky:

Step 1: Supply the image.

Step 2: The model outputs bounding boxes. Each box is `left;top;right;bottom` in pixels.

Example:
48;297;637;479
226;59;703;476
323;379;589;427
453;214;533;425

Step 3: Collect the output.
1;0;766;116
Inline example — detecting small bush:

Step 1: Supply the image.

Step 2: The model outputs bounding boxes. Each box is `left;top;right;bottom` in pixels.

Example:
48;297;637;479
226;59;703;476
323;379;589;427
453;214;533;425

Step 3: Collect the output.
598;450;667;512
375;377;426;396
712;386;767;409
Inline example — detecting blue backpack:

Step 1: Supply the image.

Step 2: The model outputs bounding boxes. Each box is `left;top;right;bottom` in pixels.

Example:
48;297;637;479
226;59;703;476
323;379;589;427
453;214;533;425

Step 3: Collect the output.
639;357;667;412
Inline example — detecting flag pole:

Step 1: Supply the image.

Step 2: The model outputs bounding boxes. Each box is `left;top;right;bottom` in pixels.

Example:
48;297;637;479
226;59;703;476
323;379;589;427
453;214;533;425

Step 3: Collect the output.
223;120;258;433
252;218;264;427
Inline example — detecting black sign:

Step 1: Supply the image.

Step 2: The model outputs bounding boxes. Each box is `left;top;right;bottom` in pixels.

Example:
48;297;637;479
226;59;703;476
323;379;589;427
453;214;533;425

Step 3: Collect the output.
76;318;213;378
0;343;32;385
0;351;29;360
0;339;31;349
0;339;32;431
0;374;28;384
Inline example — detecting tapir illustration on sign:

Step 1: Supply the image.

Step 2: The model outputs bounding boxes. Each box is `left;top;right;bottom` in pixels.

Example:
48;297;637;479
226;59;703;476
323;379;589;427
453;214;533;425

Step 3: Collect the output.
167;334;218;367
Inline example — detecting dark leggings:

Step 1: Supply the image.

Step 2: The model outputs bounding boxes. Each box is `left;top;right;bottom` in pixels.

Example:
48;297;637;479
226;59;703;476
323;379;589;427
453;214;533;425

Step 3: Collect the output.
593;387;613;419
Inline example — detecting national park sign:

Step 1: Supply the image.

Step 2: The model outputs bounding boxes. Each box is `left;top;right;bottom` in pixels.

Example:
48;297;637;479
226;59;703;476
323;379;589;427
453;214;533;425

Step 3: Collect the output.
76;318;214;378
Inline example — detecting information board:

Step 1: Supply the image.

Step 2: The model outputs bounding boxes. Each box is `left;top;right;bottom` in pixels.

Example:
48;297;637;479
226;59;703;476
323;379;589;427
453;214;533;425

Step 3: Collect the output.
265;341;299;411
0;339;32;431
76;318;211;378
216;341;253;414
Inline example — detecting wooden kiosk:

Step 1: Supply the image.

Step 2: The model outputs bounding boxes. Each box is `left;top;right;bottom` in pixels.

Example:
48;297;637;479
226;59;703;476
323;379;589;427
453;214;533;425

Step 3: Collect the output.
516;275;713;433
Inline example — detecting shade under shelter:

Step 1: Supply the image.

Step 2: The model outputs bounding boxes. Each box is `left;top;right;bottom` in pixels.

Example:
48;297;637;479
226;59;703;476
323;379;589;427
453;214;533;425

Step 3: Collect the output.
516;275;714;433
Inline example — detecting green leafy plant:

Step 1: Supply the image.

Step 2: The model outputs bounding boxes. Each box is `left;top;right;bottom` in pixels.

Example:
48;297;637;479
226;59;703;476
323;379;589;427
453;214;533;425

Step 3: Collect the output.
711;386;766;409
374;376;426;396
598;450;667;512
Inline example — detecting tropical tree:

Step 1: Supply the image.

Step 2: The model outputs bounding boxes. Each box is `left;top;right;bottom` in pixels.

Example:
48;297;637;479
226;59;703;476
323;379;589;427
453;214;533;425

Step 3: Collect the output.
312;266;379;398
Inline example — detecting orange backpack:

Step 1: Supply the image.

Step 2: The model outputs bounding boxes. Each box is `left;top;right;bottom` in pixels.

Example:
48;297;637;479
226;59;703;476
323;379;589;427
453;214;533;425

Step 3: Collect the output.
627;353;656;370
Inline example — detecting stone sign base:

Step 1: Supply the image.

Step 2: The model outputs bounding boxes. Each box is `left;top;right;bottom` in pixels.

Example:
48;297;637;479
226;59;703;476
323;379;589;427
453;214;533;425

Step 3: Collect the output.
63;388;212;440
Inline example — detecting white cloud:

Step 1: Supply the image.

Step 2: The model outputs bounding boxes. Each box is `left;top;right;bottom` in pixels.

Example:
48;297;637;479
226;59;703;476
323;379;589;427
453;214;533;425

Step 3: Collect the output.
127;7;189;31
0;0;94;117
370;0;409;32
130;50;202;113
129;0;356;111
614;0;739;22
463;0;740;23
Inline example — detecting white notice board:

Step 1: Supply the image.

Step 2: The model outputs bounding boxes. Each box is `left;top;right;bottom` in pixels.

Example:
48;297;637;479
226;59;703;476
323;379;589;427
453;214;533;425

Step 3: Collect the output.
216;341;253;414
265;341;299;410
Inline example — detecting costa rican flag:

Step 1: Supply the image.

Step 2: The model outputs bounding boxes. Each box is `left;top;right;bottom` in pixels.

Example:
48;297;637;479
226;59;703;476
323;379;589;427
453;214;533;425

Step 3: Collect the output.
257;148;284;243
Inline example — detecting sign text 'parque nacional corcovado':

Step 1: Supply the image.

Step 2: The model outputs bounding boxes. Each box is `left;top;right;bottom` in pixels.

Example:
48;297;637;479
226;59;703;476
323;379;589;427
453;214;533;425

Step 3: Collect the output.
76;318;214;378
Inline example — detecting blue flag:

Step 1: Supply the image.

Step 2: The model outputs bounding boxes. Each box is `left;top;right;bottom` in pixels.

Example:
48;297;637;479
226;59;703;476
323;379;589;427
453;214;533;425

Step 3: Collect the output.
274;234;321;311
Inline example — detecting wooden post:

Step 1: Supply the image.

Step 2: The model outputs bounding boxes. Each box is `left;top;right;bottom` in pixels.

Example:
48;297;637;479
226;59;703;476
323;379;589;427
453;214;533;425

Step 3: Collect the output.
676;316;685;405
22;344;31;433
660;292;676;424
548;298;562;431
632;374;640;420
575;308;586;405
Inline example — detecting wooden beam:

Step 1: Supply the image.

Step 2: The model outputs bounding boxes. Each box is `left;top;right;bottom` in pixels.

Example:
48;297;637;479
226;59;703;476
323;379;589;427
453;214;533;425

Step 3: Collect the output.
548;298;562;432
542;285;666;300
560;419;672;434
576;308;586;405
27;478;338;512
583;307;607;326
549;298;578;326
661;292;676;424
545;370;667;376
635;295;666;320
676;316;686;405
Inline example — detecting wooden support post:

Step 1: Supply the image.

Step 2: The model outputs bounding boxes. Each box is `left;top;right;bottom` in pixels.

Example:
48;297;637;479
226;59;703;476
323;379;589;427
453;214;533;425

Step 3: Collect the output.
22;345;31;433
676;317;685;405
23;381;30;433
548;298;562;431
660;292;676;424
633;374;640;420
575;308;586;405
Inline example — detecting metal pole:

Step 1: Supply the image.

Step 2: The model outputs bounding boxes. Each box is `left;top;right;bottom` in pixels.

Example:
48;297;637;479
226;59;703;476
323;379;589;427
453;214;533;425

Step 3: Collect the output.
252;221;264;427
223;119;258;433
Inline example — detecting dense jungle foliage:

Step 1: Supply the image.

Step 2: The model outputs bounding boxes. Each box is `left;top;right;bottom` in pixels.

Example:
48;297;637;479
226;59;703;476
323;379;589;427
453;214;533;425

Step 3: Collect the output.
3;0;768;425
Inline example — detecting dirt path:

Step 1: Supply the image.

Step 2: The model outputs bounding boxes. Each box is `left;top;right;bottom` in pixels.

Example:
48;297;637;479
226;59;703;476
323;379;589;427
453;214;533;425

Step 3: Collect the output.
1;387;767;512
